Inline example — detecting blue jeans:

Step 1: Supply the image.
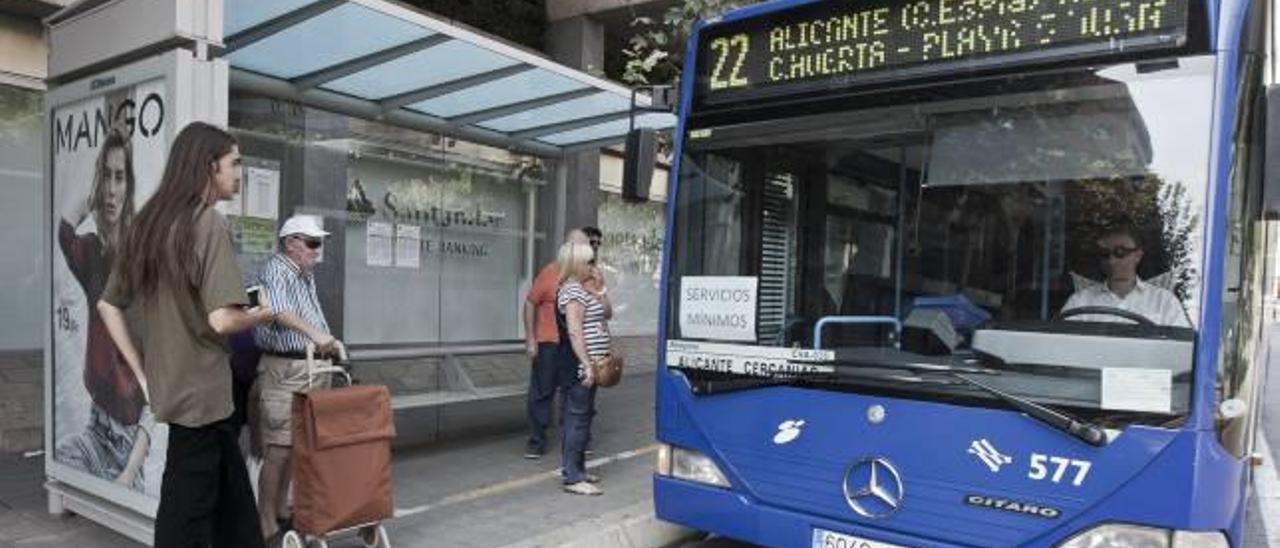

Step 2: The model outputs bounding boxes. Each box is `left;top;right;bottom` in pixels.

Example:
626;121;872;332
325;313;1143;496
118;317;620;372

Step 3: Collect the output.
526;344;565;452
561;378;597;484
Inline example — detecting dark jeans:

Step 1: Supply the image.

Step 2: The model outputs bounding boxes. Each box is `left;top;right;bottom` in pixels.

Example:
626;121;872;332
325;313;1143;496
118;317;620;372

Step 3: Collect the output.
154;418;264;548
527;343;565;452
561;378;598;484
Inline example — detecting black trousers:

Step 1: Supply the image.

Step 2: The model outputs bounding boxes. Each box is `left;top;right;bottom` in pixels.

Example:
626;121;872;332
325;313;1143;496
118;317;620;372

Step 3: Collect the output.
154;418;264;548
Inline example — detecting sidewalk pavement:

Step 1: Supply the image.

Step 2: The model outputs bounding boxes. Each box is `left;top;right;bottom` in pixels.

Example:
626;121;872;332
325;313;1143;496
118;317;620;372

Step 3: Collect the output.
0;369;697;548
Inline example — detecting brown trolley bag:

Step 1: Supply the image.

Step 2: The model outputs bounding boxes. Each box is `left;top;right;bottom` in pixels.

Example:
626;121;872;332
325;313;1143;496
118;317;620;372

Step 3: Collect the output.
291;382;396;536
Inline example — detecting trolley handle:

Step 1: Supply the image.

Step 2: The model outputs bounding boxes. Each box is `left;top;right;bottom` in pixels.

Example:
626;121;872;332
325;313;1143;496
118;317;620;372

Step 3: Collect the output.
306;342;353;387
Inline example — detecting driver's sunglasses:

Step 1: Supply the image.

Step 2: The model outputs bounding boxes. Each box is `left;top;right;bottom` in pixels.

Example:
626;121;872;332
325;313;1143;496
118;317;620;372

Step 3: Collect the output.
1097;245;1138;259
297;237;323;250
589;238;602;248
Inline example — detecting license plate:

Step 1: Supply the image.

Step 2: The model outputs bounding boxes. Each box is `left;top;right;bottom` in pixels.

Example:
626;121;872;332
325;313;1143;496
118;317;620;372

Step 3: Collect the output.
812;528;904;548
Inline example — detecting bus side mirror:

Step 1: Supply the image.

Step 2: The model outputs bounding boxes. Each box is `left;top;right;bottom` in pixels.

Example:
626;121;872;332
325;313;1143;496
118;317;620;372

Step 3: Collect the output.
1263;85;1280;218
623;128;657;203
1219;398;1247;420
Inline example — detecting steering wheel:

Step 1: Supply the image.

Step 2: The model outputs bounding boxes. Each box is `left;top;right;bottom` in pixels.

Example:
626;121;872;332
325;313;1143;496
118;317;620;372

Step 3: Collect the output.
1057;306;1156;327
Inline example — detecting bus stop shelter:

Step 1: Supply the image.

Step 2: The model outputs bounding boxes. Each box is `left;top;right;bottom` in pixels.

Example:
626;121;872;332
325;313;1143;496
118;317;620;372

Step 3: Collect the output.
220;0;674;155
43;0;673;542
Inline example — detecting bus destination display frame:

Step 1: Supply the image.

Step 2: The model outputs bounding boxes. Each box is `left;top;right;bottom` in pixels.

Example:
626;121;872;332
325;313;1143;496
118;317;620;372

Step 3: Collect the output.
696;0;1191;105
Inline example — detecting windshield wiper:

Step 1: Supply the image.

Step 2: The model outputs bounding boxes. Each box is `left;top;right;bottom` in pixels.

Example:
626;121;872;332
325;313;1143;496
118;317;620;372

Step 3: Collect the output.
688;375;792;395
949;374;1109;447
826;351;999;375
829;351;1108;447
679;359;1108;447
680;366;953;395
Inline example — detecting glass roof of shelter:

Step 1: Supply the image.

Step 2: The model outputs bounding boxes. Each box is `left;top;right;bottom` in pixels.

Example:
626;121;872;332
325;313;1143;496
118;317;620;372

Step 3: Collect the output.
222;0;675;155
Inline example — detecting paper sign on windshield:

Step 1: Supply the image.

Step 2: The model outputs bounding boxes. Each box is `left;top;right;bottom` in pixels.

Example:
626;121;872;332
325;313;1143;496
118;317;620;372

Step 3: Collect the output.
1101;368;1172;414
679;276;758;341
666;339;835;377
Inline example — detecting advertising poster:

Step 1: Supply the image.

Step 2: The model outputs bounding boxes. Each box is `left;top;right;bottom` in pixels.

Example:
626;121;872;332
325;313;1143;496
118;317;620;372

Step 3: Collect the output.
50;78;170;501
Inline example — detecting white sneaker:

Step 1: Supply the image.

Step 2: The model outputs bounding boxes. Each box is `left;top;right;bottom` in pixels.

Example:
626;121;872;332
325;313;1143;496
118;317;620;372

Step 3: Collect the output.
563;481;603;496
559;470;599;483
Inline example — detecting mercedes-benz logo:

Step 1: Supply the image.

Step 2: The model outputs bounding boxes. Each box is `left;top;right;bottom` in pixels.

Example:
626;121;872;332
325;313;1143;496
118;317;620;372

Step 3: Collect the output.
842;457;904;518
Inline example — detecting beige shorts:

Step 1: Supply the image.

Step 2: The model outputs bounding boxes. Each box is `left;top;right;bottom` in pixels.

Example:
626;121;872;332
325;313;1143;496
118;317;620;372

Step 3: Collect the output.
254;355;330;447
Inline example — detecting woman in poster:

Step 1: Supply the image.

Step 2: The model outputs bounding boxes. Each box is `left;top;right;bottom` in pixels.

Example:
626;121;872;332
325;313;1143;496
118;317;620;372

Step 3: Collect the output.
54;128;150;489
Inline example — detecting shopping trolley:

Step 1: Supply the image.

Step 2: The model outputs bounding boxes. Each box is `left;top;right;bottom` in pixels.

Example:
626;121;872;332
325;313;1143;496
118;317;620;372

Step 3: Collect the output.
281;343;395;548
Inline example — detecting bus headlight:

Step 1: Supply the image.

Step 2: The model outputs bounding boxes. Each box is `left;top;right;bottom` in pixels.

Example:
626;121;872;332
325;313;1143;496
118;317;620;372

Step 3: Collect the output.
1058;524;1228;548
1171;531;1231;548
655;443;730;488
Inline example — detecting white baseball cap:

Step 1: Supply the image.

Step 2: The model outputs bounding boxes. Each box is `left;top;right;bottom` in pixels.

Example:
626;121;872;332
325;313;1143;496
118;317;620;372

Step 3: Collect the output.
278;215;329;239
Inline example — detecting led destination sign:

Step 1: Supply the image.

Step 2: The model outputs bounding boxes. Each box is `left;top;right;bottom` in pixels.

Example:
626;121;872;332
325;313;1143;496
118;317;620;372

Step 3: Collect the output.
698;0;1189;102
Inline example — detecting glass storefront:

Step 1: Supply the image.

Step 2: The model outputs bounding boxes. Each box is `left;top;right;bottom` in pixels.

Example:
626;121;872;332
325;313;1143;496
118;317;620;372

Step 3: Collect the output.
229;94;545;349
0;84;44;350
598;192;665;337
344;152;529;344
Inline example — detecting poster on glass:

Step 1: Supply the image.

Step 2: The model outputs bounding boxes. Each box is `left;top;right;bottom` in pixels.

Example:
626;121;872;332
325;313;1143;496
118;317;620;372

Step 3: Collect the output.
50;76;170;506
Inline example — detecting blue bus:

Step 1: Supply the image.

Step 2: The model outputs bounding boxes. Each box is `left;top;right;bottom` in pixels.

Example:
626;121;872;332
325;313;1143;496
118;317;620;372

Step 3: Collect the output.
650;0;1276;545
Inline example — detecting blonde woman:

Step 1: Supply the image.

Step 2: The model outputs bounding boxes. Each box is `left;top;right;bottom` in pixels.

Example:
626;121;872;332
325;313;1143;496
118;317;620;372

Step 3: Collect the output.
557;241;610;495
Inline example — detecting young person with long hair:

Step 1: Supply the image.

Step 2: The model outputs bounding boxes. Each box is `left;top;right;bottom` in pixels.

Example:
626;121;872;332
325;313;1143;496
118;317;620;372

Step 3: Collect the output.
55;128;150;489
98;122;275;547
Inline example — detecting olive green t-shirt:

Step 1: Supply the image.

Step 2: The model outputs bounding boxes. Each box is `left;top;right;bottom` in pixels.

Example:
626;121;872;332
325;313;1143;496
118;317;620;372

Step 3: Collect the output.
102;208;249;428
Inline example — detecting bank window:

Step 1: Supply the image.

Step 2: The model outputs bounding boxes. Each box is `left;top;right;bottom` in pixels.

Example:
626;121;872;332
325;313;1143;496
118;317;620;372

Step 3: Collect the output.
229;95;540;349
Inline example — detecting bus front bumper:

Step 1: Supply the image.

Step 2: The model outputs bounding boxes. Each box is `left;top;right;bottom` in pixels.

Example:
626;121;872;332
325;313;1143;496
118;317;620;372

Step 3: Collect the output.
653;475;974;548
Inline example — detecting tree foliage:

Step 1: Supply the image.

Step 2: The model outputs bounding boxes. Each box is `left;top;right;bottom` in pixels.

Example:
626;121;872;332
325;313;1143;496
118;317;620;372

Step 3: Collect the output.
0;86;41;144
1065;177;1199;301
620;0;762;85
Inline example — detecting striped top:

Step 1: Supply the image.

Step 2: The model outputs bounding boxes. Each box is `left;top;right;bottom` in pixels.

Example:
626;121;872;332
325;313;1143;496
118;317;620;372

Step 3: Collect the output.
254;253;330;354
558;281;610;366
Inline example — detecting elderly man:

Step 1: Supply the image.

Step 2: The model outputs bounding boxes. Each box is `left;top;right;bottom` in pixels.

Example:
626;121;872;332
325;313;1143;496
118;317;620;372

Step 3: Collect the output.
1062;223;1191;328
251;215;340;543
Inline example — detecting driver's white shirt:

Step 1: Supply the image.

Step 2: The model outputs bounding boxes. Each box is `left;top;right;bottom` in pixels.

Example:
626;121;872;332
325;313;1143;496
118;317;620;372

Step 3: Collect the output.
1061;279;1192;328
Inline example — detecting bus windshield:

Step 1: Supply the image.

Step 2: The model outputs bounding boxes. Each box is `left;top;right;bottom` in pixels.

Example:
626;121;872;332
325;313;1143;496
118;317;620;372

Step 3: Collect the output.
668;55;1214;426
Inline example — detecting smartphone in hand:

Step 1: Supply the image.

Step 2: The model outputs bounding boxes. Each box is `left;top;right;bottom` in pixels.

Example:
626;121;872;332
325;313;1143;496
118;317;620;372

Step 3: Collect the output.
245;285;262;308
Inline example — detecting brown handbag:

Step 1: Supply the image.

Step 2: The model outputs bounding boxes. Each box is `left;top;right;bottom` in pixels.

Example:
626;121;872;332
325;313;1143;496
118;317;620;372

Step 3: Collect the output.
591;353;624;387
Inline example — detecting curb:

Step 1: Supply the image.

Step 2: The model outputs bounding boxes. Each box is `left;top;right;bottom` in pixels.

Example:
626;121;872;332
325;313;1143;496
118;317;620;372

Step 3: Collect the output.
501;500;699;548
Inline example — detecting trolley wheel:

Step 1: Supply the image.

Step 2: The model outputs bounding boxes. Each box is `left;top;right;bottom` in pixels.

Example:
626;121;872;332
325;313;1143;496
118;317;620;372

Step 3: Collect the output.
280;530;304;548
360;525;390;548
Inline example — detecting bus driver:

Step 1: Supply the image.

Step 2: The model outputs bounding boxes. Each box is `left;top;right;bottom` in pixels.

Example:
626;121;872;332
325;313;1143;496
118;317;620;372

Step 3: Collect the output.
1060;223;1192;328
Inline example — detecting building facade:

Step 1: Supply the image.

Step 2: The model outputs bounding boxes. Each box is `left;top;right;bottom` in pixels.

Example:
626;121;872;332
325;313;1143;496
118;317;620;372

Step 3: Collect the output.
0;1;68;453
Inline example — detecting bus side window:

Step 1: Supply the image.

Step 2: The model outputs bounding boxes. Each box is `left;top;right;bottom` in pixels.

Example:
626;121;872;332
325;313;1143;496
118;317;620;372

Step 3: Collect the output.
1215;13;1267;457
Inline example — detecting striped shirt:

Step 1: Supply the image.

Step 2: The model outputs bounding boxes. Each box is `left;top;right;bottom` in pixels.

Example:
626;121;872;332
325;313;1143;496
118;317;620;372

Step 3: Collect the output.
254;253;330;353
558;281;611;363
